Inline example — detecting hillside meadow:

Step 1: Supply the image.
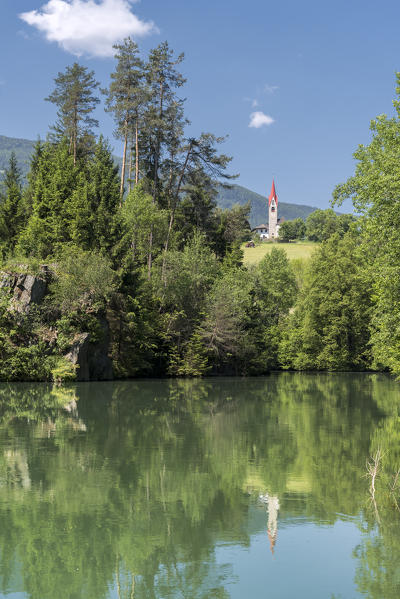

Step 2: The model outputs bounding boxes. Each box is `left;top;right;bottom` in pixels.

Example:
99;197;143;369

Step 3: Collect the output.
243;241;319;264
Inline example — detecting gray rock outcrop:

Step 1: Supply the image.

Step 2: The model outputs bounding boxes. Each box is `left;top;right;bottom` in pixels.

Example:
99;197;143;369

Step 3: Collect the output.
1;265;114;382
0;266;50;312
64;318;113;381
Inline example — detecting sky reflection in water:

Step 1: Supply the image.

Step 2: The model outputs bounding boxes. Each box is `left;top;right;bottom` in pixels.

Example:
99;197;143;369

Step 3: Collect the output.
0;373;399;599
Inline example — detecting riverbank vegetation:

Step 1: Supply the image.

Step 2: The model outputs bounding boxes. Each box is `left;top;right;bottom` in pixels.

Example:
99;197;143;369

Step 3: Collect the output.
0;39;294;381
1;39;400;381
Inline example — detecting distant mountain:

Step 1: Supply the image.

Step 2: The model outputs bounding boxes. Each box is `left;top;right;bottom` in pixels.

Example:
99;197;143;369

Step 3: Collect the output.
0;135;35;177
0;136;319;226
216;184;318;228
0;134;122;180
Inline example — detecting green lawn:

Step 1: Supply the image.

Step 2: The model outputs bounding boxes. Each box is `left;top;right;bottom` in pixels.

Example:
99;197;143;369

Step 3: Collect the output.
242;241;319;265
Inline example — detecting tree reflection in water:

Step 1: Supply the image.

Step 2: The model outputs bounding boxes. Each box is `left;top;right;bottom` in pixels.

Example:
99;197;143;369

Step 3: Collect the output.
0;373;398;598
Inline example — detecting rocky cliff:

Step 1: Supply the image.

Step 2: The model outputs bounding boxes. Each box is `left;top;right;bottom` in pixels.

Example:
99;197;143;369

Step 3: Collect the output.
0;266;113;382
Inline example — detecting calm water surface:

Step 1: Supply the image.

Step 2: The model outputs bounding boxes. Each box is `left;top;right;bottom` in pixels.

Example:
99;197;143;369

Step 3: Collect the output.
0;373;399;598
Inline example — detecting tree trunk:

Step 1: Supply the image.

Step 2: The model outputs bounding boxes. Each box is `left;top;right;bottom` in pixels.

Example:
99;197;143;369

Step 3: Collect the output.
69;134;74;159
128;138;133;193
148;227;153;280
120;119;128;204
135;119;139;185
73;106;78;167
73;130;77;167
175;142;193;201
149;84;164;280
161;142;193;282
152;83;164;204
161;210;175;285
166;151;176;208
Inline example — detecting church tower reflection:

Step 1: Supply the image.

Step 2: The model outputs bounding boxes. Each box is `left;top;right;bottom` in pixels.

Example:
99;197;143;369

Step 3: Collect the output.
259;493;280;554
267;495;280;554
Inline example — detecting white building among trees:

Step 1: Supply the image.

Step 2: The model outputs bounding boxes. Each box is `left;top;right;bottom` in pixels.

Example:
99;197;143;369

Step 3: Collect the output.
252;180;283;240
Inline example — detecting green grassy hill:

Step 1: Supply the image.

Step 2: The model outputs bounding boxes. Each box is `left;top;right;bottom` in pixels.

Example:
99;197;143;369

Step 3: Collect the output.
243;241;319;265
217;184;318;228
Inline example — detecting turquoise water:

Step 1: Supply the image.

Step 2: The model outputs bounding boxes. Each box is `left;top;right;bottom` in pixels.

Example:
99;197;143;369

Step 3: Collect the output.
0;373;399;598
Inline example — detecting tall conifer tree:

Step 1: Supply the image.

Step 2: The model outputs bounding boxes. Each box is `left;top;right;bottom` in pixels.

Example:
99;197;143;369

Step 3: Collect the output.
46;63;100;166
89;136;121;254
103;38;145;200
17;141;78;257
144;42;186;205
142;42;186;276
0;152;23;253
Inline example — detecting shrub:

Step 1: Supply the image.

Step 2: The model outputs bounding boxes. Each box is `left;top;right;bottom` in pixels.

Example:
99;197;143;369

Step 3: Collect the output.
50;246;116;313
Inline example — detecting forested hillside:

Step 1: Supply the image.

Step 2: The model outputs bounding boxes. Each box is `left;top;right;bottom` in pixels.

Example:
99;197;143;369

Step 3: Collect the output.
217;184;318;226
0;135;34;177
0;136;318;224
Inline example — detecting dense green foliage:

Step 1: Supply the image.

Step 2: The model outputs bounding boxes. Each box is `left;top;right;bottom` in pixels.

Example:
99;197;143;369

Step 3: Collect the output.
278;217;306;241
0;39;294;381
305;208;356;242
331;72;400;377
2;48;400;381
280;232;371;370
0;136;321;222
273;73;400;378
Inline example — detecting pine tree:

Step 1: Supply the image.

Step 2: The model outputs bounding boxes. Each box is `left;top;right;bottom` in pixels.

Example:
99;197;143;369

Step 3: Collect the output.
0;152;23;253
140;42;186;277
144;41;186;205
17;141;78;257
89;136;121;254
22;138;44;220
46;63;100;166
103;38;146;200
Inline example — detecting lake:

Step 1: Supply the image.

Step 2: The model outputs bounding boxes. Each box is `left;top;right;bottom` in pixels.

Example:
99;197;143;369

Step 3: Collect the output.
0;373;399;599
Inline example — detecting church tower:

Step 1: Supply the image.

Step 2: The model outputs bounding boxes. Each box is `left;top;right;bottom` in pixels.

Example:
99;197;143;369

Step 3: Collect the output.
268;179;278;239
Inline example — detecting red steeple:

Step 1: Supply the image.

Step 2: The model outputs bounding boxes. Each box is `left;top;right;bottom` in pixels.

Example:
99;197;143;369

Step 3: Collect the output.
268;179;278;206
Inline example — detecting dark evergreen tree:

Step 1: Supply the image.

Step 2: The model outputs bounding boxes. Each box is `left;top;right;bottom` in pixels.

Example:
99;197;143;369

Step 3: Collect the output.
17;137;121;259
213;203;252;257
17;140;78;257
89;136;121;256
0;152;24;253
21;138;44;222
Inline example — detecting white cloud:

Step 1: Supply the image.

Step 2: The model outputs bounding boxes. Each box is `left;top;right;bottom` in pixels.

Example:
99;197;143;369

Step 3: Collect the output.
19;0;157;58
251;99;259;108
264;84;279;94
249;111;274;129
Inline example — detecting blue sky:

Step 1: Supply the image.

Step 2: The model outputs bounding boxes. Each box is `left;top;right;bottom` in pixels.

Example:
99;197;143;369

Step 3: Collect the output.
1;0;400;210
